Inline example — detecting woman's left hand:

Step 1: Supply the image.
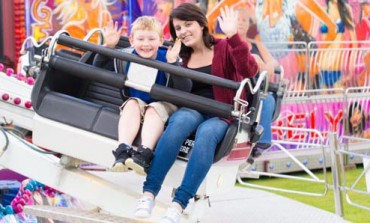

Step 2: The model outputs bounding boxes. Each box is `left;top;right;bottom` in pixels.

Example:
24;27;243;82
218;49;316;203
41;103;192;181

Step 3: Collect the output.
166;38;182;63
217;6;238;38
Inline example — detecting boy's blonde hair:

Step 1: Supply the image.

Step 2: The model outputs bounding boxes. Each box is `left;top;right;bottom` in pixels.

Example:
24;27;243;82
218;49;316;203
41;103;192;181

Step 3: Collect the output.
131;16;163;38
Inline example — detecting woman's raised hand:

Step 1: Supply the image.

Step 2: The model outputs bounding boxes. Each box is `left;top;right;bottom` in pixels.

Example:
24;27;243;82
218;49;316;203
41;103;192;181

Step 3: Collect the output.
166;38;182;63
217;6;238;38
102;20;122;48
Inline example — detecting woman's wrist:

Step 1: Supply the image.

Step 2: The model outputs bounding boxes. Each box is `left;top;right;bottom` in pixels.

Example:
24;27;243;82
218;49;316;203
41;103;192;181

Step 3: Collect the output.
103;43;115;48
168;56;182;64
167;58;177;63
225;31;237;38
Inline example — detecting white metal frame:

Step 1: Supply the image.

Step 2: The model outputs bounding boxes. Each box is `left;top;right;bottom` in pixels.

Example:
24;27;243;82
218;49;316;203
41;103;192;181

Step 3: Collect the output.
0;43;265;221
238;126;329;197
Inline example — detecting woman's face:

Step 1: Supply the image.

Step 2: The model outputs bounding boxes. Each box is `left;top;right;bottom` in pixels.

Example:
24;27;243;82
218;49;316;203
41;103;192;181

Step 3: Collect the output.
350;107;363;128
237;12;250;37
172;18;204;48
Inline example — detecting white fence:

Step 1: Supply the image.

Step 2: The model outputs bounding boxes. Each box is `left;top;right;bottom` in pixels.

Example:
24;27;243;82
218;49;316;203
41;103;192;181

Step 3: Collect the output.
240;40;370;216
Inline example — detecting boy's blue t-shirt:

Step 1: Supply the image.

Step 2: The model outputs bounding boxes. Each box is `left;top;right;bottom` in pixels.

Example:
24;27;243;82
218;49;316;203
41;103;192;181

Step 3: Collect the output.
126;48;167;103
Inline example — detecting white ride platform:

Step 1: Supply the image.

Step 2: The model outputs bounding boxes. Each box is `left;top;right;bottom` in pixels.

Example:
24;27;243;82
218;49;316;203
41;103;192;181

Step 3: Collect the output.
22;182;349;223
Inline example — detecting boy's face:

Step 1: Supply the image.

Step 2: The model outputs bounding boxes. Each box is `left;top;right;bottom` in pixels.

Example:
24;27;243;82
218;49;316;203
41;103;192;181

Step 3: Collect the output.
129;30;163;59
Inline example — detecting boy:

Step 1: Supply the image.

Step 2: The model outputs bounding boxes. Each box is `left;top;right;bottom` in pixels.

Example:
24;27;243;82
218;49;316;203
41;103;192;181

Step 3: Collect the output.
94;16;177;175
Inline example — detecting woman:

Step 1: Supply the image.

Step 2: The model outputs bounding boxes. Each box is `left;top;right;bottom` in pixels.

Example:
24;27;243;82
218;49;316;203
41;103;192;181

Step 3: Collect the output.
237;7;279;155
348;102;370;140
356;2;370;42
316;0;357;89
134;3;258;223
237;8;278;76
255;0;292;59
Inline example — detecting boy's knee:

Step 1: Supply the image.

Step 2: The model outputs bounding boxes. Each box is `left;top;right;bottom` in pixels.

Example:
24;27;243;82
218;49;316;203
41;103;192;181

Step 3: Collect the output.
120;99;142;116
125;99;140;108
145;106;158;116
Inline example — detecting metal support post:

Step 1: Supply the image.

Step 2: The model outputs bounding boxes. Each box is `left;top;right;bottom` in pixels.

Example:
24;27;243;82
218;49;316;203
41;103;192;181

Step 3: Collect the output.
329;132;344;217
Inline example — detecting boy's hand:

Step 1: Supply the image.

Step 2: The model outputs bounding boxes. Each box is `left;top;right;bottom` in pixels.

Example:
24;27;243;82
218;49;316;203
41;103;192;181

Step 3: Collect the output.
103;21;122;48
217;6;238;38
166;38;182;63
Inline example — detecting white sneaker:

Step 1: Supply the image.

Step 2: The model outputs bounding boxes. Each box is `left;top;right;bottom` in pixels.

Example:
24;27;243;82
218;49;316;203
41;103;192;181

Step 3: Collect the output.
134;196;155;218
160;206;182;223
110;162;130;172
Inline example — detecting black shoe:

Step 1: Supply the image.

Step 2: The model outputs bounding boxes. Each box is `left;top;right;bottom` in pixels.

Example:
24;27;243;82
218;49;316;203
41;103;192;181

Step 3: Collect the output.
247;148;262;165
111;144;134;172
246;144;270;165
255;142;271;150
125;145;153;176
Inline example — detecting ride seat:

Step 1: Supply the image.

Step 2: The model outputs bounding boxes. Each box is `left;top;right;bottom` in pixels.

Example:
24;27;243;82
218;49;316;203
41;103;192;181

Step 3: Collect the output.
31;52;240;163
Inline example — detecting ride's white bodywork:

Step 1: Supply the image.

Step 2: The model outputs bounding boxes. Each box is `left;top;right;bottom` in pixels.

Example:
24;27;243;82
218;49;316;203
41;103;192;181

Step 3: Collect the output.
0;70;250;222
0;74;34;130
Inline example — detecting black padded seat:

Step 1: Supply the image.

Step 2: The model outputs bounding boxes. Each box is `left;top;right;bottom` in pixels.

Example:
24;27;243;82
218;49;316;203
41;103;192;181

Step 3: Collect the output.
35;81;122;140
32;51;124;140
38;91;102;131
36;87;121;140
91;107;120;139
33;36;284;165
82;82;123;109
32;53;243;162
213;121;238;162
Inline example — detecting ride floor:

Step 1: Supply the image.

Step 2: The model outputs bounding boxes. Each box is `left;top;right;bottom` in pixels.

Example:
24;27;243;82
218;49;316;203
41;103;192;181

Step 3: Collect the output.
24;172;347;223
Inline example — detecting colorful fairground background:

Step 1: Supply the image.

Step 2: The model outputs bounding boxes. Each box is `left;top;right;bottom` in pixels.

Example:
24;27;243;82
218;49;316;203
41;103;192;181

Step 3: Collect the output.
0;0;369;222
20;0;369;146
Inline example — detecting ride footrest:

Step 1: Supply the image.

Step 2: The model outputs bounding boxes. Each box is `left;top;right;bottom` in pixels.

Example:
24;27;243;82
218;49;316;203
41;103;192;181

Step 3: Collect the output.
250;124;264;144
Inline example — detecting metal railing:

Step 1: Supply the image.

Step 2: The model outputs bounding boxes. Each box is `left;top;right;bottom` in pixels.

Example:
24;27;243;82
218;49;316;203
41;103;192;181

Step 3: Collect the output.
238;126;328;197
239;85;370;218
262;40;370;92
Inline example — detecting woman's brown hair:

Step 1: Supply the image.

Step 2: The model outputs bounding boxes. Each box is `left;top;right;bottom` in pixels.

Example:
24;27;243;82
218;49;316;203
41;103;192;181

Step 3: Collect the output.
169;3;214;60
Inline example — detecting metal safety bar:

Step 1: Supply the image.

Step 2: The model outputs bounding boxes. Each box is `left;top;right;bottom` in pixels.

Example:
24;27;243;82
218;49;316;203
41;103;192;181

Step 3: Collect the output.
47;31;241;91
46;55;234;119
41;31;273;120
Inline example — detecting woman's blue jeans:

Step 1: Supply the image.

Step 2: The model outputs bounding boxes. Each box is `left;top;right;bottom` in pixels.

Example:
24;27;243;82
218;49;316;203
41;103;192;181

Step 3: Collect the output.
258;93;275;146
143;108;229;209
